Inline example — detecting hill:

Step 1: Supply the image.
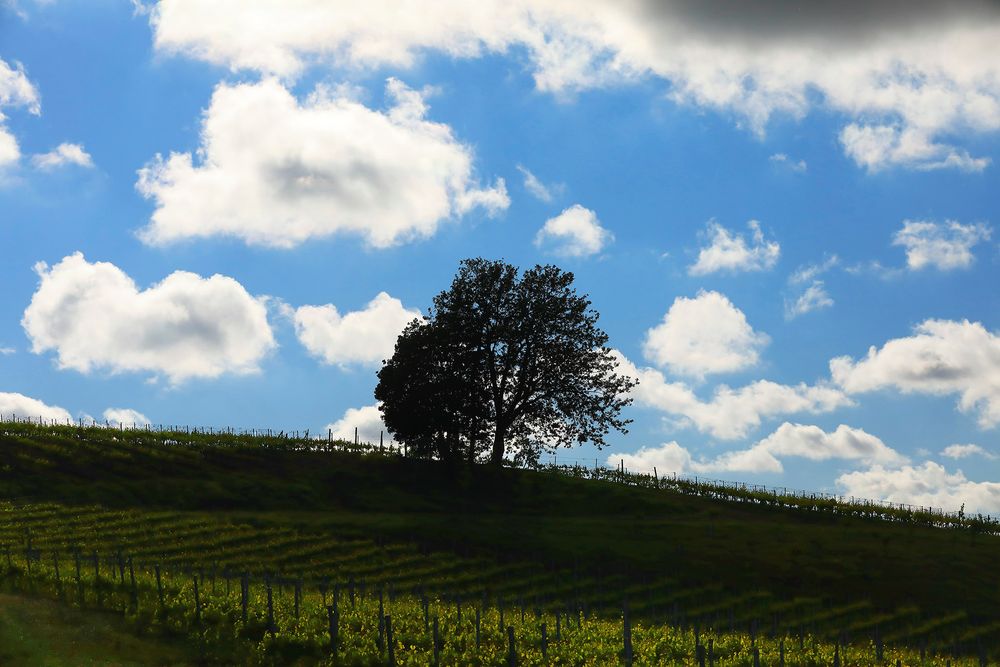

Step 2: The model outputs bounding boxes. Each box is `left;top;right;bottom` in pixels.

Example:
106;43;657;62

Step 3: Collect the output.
0;419;998;662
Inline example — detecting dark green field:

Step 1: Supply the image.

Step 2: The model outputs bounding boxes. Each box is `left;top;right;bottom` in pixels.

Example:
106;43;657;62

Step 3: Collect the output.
0;420;997;663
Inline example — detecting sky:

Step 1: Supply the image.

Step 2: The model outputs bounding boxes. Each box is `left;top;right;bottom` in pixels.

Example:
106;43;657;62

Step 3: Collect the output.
2;1;1000;513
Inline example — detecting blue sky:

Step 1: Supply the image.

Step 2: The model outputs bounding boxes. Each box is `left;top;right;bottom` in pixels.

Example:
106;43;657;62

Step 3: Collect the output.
2;1;1000;511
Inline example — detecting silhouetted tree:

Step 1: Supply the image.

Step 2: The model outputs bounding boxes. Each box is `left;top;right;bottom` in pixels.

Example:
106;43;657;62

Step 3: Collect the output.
375;258;636;466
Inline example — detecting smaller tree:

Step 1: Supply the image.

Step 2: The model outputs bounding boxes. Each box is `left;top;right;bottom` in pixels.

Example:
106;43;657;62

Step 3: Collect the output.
376;258;637;466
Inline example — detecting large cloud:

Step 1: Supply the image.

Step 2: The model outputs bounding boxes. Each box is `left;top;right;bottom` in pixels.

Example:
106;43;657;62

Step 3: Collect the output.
614;351;851;440
0;58;40;167
136;78;508;248
837;462;1000;514
830;319;1000;428
22;253;276;383
689;221;780;276
294;292;420;367
643;291;768;378
534;204;612;258
0;392;71;422
892;220;991;271
611;422;903;475
148;1;1000;171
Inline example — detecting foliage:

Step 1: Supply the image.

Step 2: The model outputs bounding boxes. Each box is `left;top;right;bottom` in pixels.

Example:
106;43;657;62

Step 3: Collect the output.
376;258;637;466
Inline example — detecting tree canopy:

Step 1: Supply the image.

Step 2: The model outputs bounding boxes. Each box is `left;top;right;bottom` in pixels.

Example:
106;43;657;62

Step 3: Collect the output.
375;258;637;466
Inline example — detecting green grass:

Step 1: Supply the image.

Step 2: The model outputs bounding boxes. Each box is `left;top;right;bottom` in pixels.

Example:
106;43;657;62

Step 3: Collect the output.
1;420;999;659
0;593;195;666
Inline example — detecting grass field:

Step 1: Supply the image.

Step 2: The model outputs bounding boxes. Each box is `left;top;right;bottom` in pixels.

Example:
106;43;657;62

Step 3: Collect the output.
0;419;997;664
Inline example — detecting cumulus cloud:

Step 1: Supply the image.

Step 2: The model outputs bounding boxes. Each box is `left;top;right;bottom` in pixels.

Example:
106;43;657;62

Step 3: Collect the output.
785;281;833;319
31;142;94;170
838;462;1000;514
0;58;40;167
941;443;996;460
643;290;768;378
326;403;394;446
830;319;1000;428
611;422;903;476
769;153;807;172
103;407;151;428
0;391;71;422
534;204;612;258
136;78;508;249
892;220;991;271
840;124;990;173
146;1;1000;171
294;292;420;367
22;253;276;384
689;221;780;276
614;350;852;440
789;256;839;285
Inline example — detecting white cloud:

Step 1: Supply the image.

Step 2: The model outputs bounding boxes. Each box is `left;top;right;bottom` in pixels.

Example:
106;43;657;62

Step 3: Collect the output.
294;292;420;367
689;220;780;276
136;78;508;249
614;350;852;440
830;319;1000;428
31;142;94;170
516;164;557;202
789;256;839;285
610;422;903;476
102;407;151;428
0;391;71;422
840;124;990;172
0;346;14;355
892;220;991;271
643;290;768;378
146;1;1000;171
837;462;1000;514
769;153;807;172
326;403;394;446
534;204;612;258
785;280;833;319
21;252;276;384
941;443;996;460
0;58;40;167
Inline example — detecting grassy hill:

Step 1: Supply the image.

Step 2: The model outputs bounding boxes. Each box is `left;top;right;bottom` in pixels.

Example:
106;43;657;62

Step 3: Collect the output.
0;420;997;662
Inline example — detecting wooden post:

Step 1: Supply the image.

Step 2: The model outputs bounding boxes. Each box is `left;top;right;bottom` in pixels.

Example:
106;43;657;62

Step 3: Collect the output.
433;616;440;665
708;638;714;667
696;642;706;667
385;614;396;666
354;426;358;446
779;637;785;667
241;573;248;624
833;643;840;667
555;610;561;640
378;587;385;652
623;601;633;666
74;551;82;603
541;622;548;659
475;606;481;648
753;646;760;667
507;625;516;667
193;574;201;625
266;576;275;635
294;580;301;621
128;557;137;608
326;606;339;660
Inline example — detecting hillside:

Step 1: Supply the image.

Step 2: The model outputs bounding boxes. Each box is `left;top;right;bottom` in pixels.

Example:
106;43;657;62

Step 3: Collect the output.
0;420;998;662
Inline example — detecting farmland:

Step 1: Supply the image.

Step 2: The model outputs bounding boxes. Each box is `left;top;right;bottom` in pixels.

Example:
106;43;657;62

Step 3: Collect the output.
1;419;998;664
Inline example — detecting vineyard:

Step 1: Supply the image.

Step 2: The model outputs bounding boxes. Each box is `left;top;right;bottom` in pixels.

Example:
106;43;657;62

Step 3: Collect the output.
0;418;999;664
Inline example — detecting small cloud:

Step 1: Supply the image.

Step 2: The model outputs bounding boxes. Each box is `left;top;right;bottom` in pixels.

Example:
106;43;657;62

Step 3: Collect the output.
689;220;780;276
103;407;151;428
893;220;991;271
770;153;807;172
31;143;94;170
789;255;839;285
516;164;562;202
534;204;612;258
941;443;996;460
0;346;14;355
785;280;833;319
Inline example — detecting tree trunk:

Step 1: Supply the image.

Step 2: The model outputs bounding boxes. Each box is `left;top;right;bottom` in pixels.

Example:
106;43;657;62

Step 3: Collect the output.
490;428;506;465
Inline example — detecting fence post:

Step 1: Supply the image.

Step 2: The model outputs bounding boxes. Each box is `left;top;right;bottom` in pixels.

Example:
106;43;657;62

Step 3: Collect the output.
541;622;547;658
326;606;339;660
507;625;517;667
475;606;481;648
385;614;396;666
266;575;275;635
128;557;137;608
433;616;440;665
623;600;633;666
193;574;201;626
241;573;249;624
